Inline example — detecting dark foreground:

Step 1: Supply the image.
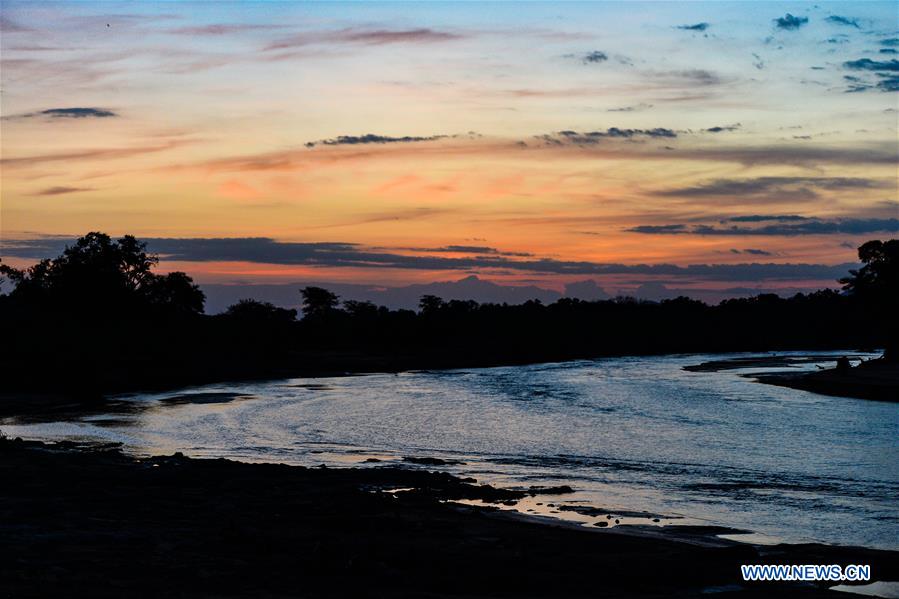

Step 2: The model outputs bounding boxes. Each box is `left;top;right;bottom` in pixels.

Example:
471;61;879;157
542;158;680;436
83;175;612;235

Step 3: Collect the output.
2;439;896;598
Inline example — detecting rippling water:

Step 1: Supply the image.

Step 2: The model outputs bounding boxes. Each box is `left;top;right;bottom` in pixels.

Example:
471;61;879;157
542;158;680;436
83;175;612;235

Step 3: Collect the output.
5;351;897;549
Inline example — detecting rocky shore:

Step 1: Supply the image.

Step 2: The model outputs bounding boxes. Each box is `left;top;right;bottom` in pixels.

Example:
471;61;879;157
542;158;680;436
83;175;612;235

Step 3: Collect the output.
1;437;896;598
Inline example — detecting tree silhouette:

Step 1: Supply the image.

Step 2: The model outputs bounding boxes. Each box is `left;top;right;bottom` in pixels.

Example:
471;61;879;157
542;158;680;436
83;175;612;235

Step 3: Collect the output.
0;232;204;315
841;239;899;302
225;299;297;323
841;239;899;361
419;295;444;315
299;286;340;318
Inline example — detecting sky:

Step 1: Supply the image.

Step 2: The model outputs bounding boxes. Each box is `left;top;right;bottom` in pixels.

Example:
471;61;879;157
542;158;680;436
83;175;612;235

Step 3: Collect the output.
1;1;897;303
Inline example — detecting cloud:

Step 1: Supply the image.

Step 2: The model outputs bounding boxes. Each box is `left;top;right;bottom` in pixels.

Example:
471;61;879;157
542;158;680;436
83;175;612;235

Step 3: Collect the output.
627;218;899;236
537;128;677;146
722;215;811;223
390;245;533;257
655;69;722;86
304;133;448;148
1;236;859;282
186;135;898;176
676;23;709;32
703;124;741;133
5;107;118;121
265;27;464;51
1;141;186;168
825;15;860;29
774;14;809;30
844;58;899;72
881;38;899;47
32;186;94;196
842;58;899;92
607;103;653;112
582;51;608;64
731;249;774;256
655;176;889;201
627;225;687;234
168;24;284;35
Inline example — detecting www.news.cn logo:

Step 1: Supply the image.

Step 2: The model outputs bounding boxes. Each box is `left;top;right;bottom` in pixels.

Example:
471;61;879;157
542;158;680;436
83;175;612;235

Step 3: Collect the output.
741;564;871;582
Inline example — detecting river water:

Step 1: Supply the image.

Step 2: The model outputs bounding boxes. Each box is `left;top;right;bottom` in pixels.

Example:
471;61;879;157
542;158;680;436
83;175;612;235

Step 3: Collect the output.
4;351;897;550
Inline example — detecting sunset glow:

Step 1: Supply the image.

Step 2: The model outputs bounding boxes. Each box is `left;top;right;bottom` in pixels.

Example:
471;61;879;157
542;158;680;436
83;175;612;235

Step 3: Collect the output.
2;1;897;300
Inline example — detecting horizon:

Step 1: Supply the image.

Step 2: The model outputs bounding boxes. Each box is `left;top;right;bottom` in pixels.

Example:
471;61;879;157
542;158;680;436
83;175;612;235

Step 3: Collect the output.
2;1;897;300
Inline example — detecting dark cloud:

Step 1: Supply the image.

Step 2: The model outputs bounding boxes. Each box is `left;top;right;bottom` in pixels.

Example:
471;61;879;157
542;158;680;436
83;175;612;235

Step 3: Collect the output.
842;58;899;92
881;38;899;47
655;176;889;201
774;14;809;30
731;249;774;256
627;225;688;234
703;124;741;133
32;186;94;196
265;28;463;51
0;236;858;282
305;134;448;148
537;128;677;146
627;218;899;236
676;23;709;32
825;16;860;29
878;76;899;91
844;58;899;72
881;49;899;55
723;215;811;223
389;245;532;257
582;51;608;64
6;107;118;121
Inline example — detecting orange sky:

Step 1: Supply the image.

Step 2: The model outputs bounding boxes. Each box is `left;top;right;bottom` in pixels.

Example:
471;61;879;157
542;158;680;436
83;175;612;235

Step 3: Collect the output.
1;1;897;297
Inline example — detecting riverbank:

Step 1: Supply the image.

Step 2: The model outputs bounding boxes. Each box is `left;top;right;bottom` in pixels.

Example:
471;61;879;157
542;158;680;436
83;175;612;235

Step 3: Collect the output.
684;353;899;402
1;438;896;598
755;357;899;402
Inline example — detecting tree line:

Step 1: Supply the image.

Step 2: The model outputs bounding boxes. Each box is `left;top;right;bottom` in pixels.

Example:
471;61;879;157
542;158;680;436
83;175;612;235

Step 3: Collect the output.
1;233;895;396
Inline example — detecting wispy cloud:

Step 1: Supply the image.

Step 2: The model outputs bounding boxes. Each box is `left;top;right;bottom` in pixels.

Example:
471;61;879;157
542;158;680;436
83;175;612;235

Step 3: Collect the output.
536;128;677;146
722;215;811;223
304;134;449;148
1;141;186;168
676;23;710;32
32;186;94;196
265;27;464;51
655;176;890;201
702;124;741;133
825;15;860;29
168;24;285;36
607;103;653;112
4;107;118;121
628;218;899;236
